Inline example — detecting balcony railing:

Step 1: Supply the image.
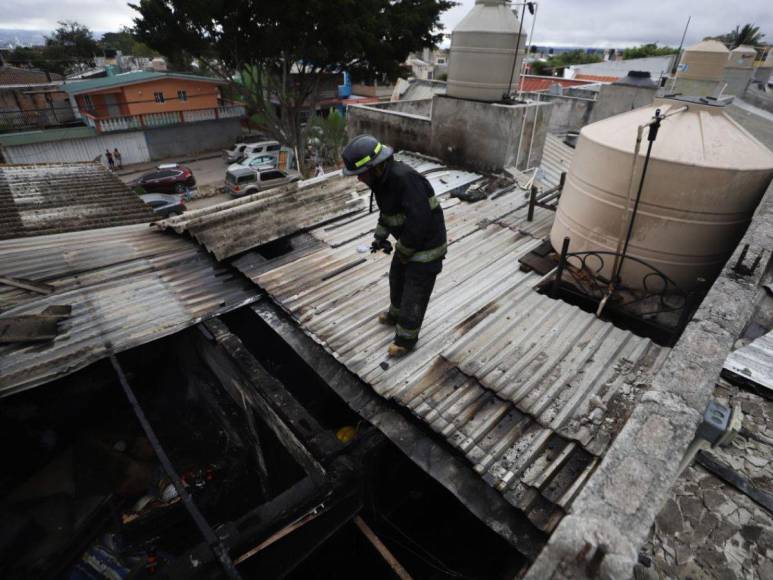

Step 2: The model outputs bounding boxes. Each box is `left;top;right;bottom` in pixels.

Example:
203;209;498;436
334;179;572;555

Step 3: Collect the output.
82;105;245;133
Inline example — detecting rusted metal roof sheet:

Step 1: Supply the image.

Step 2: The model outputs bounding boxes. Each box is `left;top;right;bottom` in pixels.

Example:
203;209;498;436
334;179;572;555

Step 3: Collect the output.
156;153;482;261
0;224;258;397
233;174;668;529
0;162;155;240
155;174;368;260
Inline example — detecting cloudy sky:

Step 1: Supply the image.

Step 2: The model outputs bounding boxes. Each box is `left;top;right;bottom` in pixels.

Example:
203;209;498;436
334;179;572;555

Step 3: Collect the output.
1;0;772;48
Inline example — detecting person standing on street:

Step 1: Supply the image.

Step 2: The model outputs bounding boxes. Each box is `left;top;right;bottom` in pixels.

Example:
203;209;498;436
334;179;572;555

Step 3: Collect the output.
105;149;114;170
341;134;447;358
113;148;123;169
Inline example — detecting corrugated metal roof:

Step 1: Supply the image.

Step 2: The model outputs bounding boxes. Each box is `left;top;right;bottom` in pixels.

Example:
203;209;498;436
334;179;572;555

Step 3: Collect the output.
538;134;575;188
0;162;154;239
0;224;259;397
232;158;668;527
156;152;482;261
724;329;773;393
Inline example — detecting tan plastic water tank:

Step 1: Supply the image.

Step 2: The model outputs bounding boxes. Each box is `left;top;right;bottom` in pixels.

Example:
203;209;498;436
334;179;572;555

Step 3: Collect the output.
728;45;757;69
550;96;773;291
447;0;526;101
676;40;729;81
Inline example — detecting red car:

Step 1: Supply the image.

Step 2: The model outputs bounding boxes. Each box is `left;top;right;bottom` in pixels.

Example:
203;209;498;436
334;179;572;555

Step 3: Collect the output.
132;165;196;194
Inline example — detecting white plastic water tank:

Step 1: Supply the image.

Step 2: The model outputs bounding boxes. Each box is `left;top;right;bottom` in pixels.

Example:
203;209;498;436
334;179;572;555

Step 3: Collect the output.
676;40;729;81
728;45;757;69
447;0;526;101
550;96;773;291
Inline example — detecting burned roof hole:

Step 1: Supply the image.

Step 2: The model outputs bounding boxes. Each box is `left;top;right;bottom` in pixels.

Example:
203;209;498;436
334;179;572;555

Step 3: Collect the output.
256;236;296;260
220;307;362;430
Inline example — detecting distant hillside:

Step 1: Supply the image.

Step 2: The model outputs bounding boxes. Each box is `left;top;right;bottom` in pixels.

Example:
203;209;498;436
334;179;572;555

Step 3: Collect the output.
0;29;48;48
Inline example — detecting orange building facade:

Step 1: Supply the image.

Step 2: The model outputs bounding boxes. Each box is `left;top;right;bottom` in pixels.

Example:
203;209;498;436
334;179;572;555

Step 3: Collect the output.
70;73;226;119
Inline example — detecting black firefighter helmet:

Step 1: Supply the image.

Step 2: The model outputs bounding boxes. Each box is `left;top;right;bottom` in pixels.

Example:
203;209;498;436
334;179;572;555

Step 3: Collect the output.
341;134;394;176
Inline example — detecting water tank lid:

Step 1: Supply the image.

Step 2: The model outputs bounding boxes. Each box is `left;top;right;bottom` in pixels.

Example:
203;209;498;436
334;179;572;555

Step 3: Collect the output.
613;70;657;88
730;45;757;55
579;97;773;170
686;40;730;54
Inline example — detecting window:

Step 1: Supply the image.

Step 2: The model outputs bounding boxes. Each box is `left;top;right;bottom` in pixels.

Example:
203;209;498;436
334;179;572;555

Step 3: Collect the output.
177;90;188;102
260;170;284;181
237;174;258;184
266;144;281;152
83;94;95;111
154;92;165;103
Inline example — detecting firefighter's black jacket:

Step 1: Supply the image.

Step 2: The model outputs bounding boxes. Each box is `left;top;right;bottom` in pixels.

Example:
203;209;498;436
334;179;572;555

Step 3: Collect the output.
371;159;447;263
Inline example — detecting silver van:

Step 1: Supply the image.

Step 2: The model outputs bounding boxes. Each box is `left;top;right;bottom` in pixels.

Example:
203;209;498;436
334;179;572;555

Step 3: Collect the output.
225;166;300;197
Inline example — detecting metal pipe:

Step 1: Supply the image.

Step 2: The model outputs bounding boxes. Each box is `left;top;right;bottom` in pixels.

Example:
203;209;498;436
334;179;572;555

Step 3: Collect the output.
517;2;539;99
526;103;540;169
505;2;528;100
355;516;414;580
108;352;242;580
610;106;688;281
514;106;528;170
552;236;570;299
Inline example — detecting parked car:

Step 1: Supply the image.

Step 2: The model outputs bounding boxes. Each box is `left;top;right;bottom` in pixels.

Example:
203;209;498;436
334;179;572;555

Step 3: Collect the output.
223;140;281;164
131;166;196;194
140;193;186;217
225;167;300;197
227;153;279;172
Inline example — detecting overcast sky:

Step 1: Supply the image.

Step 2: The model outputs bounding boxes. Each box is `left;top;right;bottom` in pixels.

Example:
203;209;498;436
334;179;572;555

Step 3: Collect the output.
1;0;772;48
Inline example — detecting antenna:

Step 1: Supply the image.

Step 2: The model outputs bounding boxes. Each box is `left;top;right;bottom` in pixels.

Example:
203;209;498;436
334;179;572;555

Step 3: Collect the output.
671;15;692;76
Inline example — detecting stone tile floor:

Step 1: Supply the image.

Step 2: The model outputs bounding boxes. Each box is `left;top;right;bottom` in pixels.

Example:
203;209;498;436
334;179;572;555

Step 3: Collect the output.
638;380;773;579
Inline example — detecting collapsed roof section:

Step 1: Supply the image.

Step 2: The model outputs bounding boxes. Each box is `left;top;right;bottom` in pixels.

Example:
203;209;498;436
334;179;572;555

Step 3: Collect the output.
0;224;258;397
0;162;154;240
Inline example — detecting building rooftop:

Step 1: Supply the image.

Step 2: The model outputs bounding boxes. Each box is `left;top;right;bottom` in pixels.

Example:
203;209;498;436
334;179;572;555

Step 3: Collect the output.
149;139;668;536
62;70;227;95
519;75;594;93
0;162;154;239
0;223;258;397
0;65;62;86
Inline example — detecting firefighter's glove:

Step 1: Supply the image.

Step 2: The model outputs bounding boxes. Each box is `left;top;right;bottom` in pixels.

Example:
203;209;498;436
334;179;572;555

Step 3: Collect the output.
371;239;393;254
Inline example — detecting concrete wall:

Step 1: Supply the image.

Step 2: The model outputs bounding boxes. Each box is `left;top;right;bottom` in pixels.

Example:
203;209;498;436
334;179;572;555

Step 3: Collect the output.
589;84;658;124
348;95;552;173
368;99;434;117
722;67;754;97
431;95;552;172
346;105;433;157
522;92;595;135
742;85;773;114
2;118;240;165
144;117;241;159
2;130;151;165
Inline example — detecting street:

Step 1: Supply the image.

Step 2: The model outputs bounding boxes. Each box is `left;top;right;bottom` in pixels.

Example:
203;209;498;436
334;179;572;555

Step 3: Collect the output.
117;152;233;210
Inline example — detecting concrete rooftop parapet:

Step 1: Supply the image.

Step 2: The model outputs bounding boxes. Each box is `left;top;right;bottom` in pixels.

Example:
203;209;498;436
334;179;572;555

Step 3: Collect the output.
525;179;773;579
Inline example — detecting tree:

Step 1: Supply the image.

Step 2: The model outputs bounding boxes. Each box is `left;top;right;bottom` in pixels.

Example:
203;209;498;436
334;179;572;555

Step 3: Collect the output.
308;108;348;166
622;43;679;60
42;21;100;75
530;49;602;76
131;0;453;173
100;27;157;58
706;24;765;49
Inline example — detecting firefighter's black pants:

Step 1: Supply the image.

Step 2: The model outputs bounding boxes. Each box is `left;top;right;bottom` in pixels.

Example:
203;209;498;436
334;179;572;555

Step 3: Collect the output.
388;257;442;348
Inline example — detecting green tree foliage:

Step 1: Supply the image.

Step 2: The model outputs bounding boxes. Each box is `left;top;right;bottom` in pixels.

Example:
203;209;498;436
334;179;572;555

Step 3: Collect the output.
622;43;679;59
706;24;766;49
42;21;100;75
100;27;157;58
307;108;348;166
531;50;602;76
130;0;453;171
